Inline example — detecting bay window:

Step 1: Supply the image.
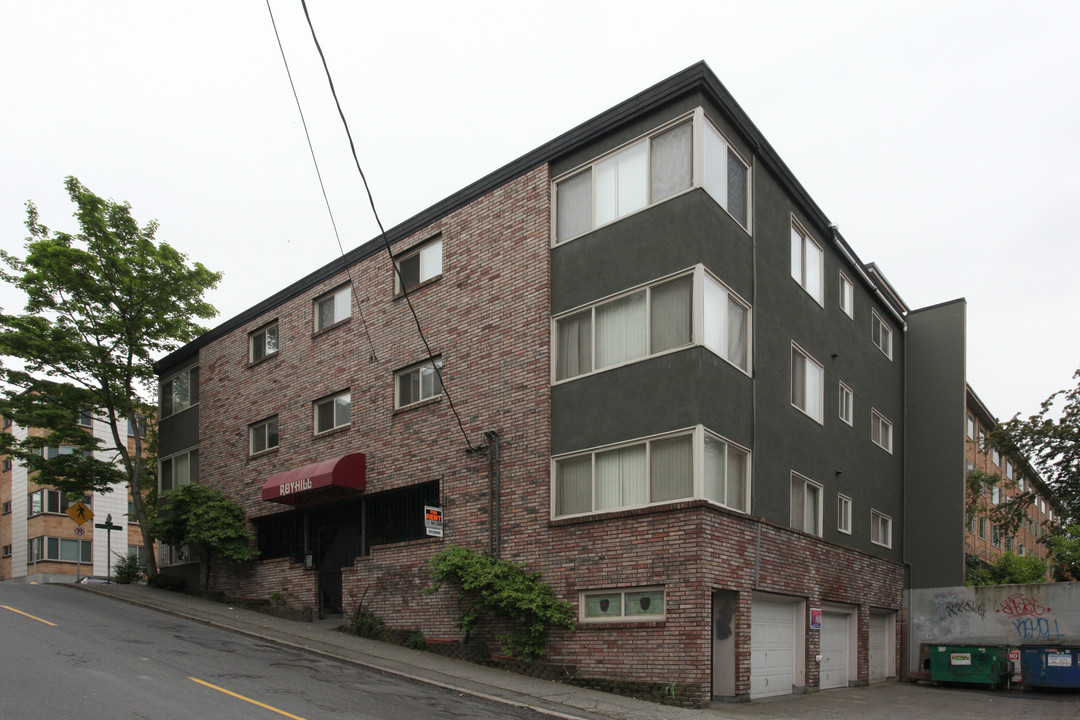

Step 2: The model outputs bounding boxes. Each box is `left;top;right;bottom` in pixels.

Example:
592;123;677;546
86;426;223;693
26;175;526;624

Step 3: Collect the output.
161;366;199;419
160;449;198;493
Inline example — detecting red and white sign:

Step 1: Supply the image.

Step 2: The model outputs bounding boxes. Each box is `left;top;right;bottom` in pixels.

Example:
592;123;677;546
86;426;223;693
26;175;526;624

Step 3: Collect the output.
1008;650;1020;662
73;526;86;537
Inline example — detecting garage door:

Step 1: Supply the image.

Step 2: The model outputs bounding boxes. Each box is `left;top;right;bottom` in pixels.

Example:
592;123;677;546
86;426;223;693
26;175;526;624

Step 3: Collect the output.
819;612;849;689
868;614;888;683
751;599;795;698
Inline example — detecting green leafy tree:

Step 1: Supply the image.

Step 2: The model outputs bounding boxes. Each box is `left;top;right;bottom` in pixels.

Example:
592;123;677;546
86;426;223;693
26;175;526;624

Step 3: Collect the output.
966;551;1048;586
1042;524;1080;581
425;545;575;661
965;467;1033;538
152;483;258;592
0;177;221;576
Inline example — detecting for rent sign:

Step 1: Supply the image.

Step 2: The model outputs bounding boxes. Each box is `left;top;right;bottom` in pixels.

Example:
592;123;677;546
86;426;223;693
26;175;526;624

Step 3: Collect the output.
425;506;444;537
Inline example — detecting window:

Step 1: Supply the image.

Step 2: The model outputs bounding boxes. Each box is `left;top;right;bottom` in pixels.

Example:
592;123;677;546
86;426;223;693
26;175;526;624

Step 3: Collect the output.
556;122;691;242
397;237;443;293
314;391;350;434
791;344;824;423
978;516;986;539
1;545;10;558
2;458;10;472
1005;460;1014;480
839;382;854;426
839;272;853;318
703;121;750;228
314;285;350;332
555;275;692;381
977;426;986;446
556;434;690;515
2;500;10;514
790;221;824;304
127;544;148;567
966;413;976;440
871;510;892;548
871;409;893;453
43;445;91;460
126;417;146;437
249;417;279;455
78;410;93;428
990;447;1000;467
838;494;852;534
991;485;1000;505
397;360;444;408
704;275;750;372
991;524;1001;548
160;449;198;493
966;509;976;533
161;366;199;419
28;489;72;516
1018;543;1026;556
790;473;822;536
2;416;11;429
703;433;750;512
871;310;893;359
249;321;279;363
581;587;665;622
28;536;91;563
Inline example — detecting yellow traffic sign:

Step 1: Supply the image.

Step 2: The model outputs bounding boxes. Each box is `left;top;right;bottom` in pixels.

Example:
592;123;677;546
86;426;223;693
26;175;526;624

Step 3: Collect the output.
66;501;93;526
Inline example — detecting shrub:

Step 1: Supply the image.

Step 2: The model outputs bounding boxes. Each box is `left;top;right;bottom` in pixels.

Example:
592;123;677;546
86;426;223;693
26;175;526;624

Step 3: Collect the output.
405;631;426;650
112;553;145;584
424;545;575;661
269;591;286;606
147;572;186;591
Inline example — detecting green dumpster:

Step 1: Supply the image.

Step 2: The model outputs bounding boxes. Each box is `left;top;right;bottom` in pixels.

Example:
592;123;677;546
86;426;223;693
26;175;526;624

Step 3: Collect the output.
928;645;1010;687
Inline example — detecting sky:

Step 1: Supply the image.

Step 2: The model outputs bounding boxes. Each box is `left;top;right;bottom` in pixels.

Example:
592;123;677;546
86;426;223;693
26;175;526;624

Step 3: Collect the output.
1;0;1077;422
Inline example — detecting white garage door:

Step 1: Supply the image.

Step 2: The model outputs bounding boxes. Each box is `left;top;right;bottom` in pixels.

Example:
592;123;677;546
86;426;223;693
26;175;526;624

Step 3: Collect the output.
819;612;849;689
751;599;795;698
868;614;888;683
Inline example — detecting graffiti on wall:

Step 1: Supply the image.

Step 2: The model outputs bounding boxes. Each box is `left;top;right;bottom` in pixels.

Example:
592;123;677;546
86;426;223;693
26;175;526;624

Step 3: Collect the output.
996;593;1064;642
943;600;987;620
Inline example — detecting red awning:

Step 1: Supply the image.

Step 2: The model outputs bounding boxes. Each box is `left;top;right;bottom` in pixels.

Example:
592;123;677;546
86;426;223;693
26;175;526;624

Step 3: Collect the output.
261;453;366;505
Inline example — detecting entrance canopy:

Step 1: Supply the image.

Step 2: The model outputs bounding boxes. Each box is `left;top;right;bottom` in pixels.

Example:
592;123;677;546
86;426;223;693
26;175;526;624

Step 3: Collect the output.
261;453;366;505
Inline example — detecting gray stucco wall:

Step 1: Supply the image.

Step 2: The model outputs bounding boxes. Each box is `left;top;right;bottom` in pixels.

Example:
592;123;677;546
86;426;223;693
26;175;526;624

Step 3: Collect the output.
904;300;967;588
909;582;1080;672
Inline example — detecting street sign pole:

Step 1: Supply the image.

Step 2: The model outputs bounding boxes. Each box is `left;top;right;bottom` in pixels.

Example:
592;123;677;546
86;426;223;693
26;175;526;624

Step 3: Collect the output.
94;514;122;583
67;501;94;583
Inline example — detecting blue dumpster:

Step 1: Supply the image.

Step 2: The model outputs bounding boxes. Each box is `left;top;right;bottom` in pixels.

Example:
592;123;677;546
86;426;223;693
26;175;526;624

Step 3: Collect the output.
1020;646;1080;690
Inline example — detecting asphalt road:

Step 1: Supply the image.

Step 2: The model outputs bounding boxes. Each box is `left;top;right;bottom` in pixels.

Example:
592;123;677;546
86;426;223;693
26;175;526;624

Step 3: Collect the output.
0;582;550;720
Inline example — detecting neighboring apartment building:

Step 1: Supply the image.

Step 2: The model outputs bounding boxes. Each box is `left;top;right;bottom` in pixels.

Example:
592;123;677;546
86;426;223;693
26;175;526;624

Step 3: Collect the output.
154;62;1024;704
964;386;1055;567
0;413;143;583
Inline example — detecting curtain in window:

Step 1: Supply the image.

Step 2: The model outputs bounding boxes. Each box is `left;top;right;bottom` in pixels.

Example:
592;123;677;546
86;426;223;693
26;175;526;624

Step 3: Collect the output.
59;538;79;562
650;122;692;202
334;394;351;427
791;347;805;410
650;435;692;502
595;445;646;510
727;148;748;227
420;363;443;399
556;311;592;380
556;170;592;240
727;297;748;371
805;356;822;421
805;483;820;535
420;239;442;280
704;434;726;504
790;475;805;529
790;226;804;285
703;123;728;210
594;142;647;227
805;240;823;302
556;456;592;516
704;277;723;353
595;292;646;369
726;446;748;512
650;277;691;353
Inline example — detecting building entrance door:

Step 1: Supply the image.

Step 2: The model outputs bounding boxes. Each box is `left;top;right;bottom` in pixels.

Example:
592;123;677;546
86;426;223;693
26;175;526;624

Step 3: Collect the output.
314;513;361;619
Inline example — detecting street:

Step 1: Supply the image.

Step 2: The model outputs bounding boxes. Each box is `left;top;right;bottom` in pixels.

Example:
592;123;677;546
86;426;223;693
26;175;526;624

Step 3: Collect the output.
0;582;549;720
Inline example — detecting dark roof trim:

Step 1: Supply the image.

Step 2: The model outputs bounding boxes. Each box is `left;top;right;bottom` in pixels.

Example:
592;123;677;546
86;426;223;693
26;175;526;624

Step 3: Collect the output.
155;61;885;373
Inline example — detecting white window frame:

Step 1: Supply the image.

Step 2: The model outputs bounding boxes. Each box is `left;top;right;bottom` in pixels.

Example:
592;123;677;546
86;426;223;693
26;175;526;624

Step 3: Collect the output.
314;285;350;332
249;416;279;455
790;472;823;537
159;448;198;493
871;310;893;359
160;365;199;419
966;413;976;440
871;409;893;453
314;391;351;434
1005;460;1014;480
839;272;853;318
991;447;1001;467
703;272;752;373
396;237;443;293
249;321;279;363
396;359;444;409
839;382;854;426
790;219;824;306
579;586;666;623
991;485;1001;505
702;117;751;230
838;494;852;535
791;343;825;424
871;510;892;548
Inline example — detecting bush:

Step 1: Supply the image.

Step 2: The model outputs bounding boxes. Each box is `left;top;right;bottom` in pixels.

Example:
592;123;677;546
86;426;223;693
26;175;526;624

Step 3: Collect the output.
112;553;145;584
405;631;426;650
424;545;575;661
269;591;286;606
147;572;186;591
348;611;385;639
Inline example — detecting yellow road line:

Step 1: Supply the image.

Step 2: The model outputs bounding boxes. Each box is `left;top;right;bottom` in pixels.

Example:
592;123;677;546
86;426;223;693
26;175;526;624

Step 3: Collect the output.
188;677;307;720
1;605;57;626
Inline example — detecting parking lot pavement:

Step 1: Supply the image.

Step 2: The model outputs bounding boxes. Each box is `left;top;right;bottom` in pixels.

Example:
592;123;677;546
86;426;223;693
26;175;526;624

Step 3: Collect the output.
709;682;1080;720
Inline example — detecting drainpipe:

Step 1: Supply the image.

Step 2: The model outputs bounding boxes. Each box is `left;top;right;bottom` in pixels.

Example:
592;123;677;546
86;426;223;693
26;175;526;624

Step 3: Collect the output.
485;430;501;558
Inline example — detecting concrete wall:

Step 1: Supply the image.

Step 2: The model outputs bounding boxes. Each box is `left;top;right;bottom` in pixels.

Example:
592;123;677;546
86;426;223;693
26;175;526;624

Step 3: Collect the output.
908;582;1080;671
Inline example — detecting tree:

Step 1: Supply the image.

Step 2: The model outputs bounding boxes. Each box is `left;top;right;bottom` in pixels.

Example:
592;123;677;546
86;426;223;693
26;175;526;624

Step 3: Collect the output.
152;484;258;591
965;467;1033;539
1042;524;1080;581
966;551;1048;586
0;177;221;576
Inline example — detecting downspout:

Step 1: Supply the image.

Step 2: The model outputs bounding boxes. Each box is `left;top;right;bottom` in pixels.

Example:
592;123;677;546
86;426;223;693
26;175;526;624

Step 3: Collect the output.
751;154;760;590
485;430;501;558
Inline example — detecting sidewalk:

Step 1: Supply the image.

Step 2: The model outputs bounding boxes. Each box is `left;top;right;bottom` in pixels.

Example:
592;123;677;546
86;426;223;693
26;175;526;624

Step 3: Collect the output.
65;582;1080;720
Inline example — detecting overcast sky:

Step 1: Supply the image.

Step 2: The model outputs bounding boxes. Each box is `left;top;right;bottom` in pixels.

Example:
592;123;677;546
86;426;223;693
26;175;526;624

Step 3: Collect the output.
2;1;1077;422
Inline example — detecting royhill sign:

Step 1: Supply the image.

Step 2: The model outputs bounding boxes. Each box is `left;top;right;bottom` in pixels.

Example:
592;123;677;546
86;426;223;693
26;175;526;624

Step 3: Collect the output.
279;477;314;497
